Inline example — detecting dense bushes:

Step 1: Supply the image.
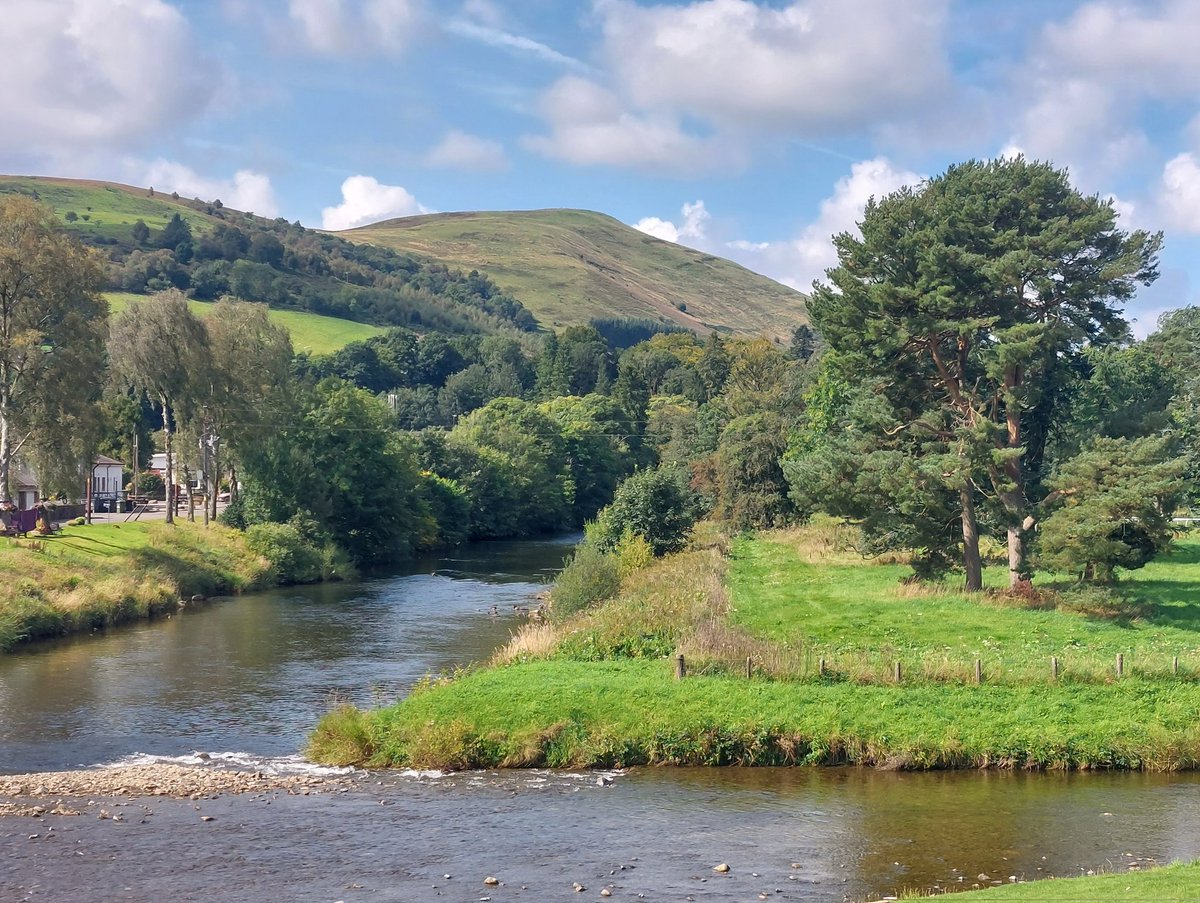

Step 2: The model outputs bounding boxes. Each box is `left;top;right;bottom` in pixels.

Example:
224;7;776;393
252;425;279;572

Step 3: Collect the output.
591;465;699;556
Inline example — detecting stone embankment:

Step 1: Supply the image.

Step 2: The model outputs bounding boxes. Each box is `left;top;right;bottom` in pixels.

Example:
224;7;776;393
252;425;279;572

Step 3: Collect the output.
0;764;346;817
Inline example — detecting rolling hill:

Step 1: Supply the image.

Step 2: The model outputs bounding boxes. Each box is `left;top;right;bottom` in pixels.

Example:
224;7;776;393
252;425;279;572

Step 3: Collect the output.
2;176;808;343
345;209;809;341
0;175;536;338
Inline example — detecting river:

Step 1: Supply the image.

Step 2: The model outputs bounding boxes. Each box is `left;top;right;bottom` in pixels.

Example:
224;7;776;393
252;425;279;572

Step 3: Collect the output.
3;535;1199;902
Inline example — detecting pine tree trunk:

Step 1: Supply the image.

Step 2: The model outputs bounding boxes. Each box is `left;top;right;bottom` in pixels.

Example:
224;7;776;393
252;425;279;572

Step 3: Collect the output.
961;483;983;592
1008;525;1026;590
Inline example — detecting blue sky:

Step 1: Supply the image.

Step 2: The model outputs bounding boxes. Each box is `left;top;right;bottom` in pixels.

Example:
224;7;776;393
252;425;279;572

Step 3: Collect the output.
3;0;1200;334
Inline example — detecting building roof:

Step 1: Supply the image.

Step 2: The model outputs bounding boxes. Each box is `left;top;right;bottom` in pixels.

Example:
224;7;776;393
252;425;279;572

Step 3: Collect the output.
94;455;124;467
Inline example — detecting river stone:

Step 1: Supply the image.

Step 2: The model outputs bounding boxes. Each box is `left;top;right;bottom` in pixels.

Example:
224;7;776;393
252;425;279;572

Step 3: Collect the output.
713;863;731;873
483;877;500;886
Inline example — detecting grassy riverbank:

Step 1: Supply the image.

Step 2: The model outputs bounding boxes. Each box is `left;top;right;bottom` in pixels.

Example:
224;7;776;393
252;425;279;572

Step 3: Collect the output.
309;523;1200;771
0;521;321;650
905;860;1200;901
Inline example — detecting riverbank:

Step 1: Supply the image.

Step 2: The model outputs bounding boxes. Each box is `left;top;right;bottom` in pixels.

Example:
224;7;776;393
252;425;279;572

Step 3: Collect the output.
310;522;1200;771
907;860;1200;901
0;521;346;651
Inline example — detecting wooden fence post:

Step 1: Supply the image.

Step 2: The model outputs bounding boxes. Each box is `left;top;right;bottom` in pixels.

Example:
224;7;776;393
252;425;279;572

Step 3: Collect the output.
675;654;686;681
818;657;826;677
1051;656;1059;681
745;656;752;679
974;659;983;685
894;661;902;683
1116;653;1124;679
1174;656;1180;676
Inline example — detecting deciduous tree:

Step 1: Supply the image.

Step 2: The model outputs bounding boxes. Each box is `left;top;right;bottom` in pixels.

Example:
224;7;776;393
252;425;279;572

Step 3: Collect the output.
0;197;107;505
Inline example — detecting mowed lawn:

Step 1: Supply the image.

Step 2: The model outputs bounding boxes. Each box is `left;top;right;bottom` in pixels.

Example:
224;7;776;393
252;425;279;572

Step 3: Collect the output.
728;529;1200;683
104;292;383;355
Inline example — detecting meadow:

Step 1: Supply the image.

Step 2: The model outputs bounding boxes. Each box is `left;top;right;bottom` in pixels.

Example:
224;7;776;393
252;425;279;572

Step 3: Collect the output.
310;522;1200;772
104;292;383;356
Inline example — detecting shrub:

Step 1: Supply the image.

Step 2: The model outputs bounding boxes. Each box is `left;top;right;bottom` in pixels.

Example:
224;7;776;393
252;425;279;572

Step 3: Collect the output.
244;522;323;584
550;542;620;619
590;465;698;556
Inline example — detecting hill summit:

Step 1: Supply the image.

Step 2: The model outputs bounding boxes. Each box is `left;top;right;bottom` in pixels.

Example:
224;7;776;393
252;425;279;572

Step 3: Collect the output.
344;209;808;341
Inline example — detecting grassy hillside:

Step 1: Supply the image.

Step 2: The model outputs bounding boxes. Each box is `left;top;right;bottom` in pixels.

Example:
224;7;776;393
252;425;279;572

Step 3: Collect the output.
0;175;537;336
105;292;383;356
0;175;215;239
346;209;809;341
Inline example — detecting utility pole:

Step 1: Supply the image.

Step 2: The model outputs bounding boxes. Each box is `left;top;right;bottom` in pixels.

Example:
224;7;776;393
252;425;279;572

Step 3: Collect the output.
132;433;139;513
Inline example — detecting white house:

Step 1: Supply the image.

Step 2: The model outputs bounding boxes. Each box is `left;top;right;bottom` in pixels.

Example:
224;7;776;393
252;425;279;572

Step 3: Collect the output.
92;455;125;510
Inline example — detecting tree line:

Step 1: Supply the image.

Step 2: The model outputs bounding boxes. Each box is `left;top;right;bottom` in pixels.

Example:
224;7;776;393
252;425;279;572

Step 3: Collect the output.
3;157;1198;594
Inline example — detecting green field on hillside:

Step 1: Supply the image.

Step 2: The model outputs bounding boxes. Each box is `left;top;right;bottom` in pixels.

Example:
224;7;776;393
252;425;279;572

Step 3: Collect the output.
347;209;808;340
105;293;383;355
0;175;214;239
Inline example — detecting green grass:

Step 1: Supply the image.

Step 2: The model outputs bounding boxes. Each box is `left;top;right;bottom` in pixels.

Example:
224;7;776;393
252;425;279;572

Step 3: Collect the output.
105;293;383;355
727;530;1200;683
347;209;809;340
0;522;275;651
310;523;1200;773
313;658;1200;770
0;175;214;239
907;860;1200;901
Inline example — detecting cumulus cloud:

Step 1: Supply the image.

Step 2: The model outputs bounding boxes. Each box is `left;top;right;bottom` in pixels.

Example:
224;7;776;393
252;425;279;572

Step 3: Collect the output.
633;201;710;245
596;0;951;132
136;160;280;217
724;158;922;290
0;0;223;155
287;0;423;55
425;130;508;171
321;175;431;230
1009;0;1200;181
1158;153;1200;234
523;76;732;172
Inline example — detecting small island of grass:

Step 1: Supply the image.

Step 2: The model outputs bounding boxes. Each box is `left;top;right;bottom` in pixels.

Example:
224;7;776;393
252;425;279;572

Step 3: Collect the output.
309;521;1200;772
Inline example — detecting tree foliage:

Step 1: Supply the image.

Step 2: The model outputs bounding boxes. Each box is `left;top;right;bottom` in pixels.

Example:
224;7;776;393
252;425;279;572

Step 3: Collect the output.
1037;437;1185;582
810;157;1161;589
0;196;107;503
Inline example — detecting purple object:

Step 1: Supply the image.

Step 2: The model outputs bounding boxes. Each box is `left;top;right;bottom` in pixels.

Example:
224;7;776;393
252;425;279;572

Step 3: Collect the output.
18;509;37;534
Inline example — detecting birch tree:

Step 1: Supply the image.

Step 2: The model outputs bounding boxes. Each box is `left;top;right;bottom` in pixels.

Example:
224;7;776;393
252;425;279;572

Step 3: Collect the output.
0;196;106;505
108;290;211;524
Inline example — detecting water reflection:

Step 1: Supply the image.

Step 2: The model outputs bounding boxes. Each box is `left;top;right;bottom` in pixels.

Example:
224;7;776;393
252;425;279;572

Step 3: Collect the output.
0;535;576;773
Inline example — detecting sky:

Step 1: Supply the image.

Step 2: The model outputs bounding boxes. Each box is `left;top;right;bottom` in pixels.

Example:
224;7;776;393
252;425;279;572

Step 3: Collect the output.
3;0;1200;335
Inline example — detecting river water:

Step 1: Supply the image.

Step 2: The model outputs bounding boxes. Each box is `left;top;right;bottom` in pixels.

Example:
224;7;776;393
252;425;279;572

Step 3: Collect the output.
3;535;1200;902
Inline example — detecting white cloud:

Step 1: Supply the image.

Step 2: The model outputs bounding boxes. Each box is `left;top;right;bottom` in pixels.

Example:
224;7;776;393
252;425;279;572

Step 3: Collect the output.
136;160;280;217
724;157;922;290
1158;153;1200;234
425;130;508;171
0;0;223;155
633;200;710;245
321;175;431;230
1009;1;1200;181
523;76;731;172
597;0;951;132
287;0;423;55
